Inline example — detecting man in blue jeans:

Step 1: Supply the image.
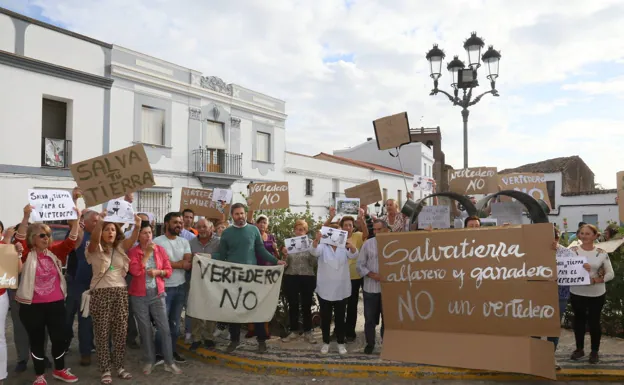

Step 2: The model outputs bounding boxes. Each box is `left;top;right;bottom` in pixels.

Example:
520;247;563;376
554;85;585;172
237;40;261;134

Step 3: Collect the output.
154;212;192;364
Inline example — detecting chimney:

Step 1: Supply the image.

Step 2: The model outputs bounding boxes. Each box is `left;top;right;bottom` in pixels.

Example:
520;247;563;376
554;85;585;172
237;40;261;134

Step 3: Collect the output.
367;137;373;141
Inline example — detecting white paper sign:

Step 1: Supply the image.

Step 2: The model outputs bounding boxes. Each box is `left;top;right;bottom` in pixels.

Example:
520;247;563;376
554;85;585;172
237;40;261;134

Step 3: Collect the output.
284;235;311;254
556;248;590;286
187;255;284;323
28;189;77;222
211;188;233;204
417;206;450;229
320;226;348;248
336;198;360;216
104;198;135;224
491;202;524;225
413;175;434;192
480;218;498;227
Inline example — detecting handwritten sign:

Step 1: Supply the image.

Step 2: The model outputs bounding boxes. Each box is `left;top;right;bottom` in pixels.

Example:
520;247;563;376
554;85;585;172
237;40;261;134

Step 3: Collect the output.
373;112;411;151
417;206;450;229
499;173;551;208
248;182;289;210
376;223;560;379
70;144;155;207
187;255;284;323
556;248;590;286
344;180;382;206
448;167;498;195
211;188;233;204
0;244;20;289
336;198;360;216
180;187;229;220
104;198;135;224
320;226;348;248
284;235;311;254
617;171;624;225
413;175;434;193
28;189;77;222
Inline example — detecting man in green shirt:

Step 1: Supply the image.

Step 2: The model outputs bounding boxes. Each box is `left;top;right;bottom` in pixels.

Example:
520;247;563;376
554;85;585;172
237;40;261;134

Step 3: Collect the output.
216;203;286;353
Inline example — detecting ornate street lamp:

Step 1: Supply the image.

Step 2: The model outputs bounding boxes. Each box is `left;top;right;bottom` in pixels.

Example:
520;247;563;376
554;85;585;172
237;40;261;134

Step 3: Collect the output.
426;32;501;169
374;201;381;216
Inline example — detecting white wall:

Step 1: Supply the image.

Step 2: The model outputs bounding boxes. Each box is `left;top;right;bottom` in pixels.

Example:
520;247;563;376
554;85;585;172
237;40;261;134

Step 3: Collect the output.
0;13;15;52
109;86;134;151
551;193;618;232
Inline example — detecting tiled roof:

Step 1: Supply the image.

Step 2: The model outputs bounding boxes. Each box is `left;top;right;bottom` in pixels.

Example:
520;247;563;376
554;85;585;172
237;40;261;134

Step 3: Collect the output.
561;189;617;197
499;155;590;174
313;153;413;177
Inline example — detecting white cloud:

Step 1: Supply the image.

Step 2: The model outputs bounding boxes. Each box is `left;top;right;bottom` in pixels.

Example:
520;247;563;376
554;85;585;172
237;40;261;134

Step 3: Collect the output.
9;0;624;187
562;76;624;97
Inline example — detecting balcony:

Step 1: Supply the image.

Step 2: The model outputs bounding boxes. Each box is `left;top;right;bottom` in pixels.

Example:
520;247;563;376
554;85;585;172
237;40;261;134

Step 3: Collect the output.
192;148;243;187
41;137;72;168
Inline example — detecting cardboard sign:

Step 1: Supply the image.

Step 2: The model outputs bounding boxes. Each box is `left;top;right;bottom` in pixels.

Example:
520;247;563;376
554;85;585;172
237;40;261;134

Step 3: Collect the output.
376;223;559;379
0;244;20;289
187;255;284;323
372;112;411;151
336;198;360;217
344;180;382;206
211;188;233;204
413;175;434;192
320;226;348;248
417;206;450;229
499;173;551;208
284;235;311;254
448;167;498;195
28;189;77;222
597;238;624;253
70;144;155;207
104;198;135;224
248;182;289;210
180;187;229;220
491;202;524;225
556;248;590;286
617;171;624;225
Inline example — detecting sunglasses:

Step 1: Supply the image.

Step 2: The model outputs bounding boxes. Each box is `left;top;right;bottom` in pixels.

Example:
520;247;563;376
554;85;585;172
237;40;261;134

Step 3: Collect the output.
38;233;51;239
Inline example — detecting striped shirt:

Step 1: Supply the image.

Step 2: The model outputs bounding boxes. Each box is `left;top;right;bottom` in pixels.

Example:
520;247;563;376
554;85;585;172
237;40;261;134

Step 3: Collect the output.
356;237;381;294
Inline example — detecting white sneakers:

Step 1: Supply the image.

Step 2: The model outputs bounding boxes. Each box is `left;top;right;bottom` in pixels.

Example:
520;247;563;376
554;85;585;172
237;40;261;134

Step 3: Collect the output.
320;343;348;355
321;344;330;354
281;332;299;342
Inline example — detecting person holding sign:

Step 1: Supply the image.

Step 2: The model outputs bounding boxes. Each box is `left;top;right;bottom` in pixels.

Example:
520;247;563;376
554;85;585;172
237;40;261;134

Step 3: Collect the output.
14;204;81;384
379;199;409;233
568;224;615;364
311;224;359;355
86;211;141;383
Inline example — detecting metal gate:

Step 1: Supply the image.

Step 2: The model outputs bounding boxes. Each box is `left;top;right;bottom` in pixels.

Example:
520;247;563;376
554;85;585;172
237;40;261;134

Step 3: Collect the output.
136;190;172;236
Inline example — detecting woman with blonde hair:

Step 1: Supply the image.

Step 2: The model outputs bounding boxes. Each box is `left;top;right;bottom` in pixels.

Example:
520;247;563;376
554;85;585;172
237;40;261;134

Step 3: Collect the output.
86;211;141;383
379;199;409;233
14;204;80;385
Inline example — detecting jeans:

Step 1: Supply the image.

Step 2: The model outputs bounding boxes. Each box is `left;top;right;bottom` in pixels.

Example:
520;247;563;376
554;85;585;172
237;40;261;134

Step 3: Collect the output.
64;278;95;356
230;323;266;343
155;284;186;355
345;279;362;338
0;292;9;380
363;291;384;347
126;275;138;343
283;275;316;333
131;288;174;365
571;293;606;352
319;297;347;344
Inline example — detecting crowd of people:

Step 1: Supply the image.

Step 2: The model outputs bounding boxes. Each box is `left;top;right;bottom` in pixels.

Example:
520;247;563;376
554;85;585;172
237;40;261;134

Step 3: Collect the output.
0;184;619;384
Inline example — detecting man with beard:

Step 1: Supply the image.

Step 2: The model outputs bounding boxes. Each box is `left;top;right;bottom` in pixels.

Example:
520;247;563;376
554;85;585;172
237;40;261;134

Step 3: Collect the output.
153;212;192;364
188;218;220;351
216;203;287;354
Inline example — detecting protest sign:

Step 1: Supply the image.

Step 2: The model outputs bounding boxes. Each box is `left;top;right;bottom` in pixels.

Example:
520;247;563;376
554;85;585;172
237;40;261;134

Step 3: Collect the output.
372;112;411;151
187;255;283;323
104;198;135;224
417;206;450;229
180;187;229;220
336;198;360;216
556;248;590;286
448;167;498;195
491;202;524;225
617;171;624;224
284;235;311;254
320;226;348;248
480;218;498;227
344;180;382;206
28;189;77;222
499;173;551;208
70;144;155;207
376;223;559;379
596;238;624;253
0;244;20;289
248;182;289;210
211;188;233;204
413;175;435;193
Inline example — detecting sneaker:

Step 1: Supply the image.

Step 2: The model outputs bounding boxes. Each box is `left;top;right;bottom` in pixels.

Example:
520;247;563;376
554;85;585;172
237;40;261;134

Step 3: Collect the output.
281;332;299;343
164;363;182;375
189;341;201;351
154;354;165;366
570;349;585;360
589;351;600;364
79;355;91;367
15;360;27;373
52;368;78;383
142;364;153;375
203;339;216;349
304;332;317;344
213;329;222;338
555;359;561;371
338;344;348;355
184;333;192;344
173;352;186;363
226;341;240;353
321;343;330;354
364;345;374;354
257;341;267;353
33;375;47;385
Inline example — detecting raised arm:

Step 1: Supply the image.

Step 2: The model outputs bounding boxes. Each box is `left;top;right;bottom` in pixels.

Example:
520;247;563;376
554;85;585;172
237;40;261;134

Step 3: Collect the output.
49;207;80;263
88;210;106;254
122;215;141;252
16;204;32;239
324;207;336;227
357;208;369;240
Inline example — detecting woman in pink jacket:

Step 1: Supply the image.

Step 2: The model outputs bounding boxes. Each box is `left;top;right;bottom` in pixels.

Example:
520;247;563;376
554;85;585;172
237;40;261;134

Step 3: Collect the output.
127;223;181;376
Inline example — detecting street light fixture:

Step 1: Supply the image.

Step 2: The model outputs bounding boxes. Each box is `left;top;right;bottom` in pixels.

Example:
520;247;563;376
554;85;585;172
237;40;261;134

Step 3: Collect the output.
426;32;502;169
374;202;381;216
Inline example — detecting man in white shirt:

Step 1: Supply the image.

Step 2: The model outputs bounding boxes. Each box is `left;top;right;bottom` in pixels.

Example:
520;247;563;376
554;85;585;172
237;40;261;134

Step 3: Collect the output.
153;212;192;364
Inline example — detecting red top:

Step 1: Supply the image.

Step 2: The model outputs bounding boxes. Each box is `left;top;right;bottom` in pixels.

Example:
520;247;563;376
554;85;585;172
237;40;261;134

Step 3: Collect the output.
127;244;172;297
15;236;76;265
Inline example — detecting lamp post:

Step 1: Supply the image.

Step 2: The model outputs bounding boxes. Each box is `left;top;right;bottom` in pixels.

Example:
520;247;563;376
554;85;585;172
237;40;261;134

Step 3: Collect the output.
374;202;381;216
426;32;501;169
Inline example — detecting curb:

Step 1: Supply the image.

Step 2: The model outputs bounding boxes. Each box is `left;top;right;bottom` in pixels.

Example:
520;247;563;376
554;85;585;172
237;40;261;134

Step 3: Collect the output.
177;342;624;381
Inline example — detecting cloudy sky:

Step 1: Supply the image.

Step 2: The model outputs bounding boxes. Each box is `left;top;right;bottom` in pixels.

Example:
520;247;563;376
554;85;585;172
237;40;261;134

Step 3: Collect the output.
3;0;623;188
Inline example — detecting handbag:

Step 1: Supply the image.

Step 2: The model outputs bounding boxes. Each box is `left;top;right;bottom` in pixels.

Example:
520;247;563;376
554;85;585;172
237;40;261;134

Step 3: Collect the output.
80;248;115;318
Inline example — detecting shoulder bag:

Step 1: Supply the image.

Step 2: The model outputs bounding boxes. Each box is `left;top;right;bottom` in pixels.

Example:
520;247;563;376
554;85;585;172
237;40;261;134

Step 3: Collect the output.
80;248;115;318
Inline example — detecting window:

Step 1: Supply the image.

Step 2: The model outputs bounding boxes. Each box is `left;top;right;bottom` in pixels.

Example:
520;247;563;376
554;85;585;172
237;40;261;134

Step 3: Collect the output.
546;181;556;208
141;106;165;145
305;178;313;196
42;98;70;168
203;120;226;150
582;214;598;226
137;190;172;236
256;132;270;162
383;188;388;202
398;190;403;208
